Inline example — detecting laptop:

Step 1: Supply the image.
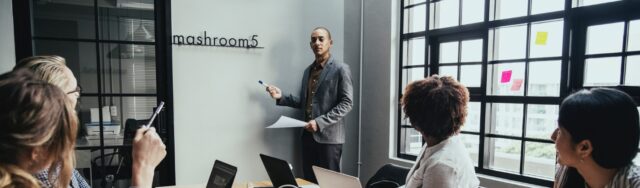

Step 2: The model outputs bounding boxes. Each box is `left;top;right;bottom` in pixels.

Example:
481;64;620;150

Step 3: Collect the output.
206;160;237;188
259;154;319;188
312;166;362;188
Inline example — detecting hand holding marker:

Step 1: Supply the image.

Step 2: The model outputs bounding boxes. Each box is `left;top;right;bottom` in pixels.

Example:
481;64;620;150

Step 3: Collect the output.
261;80;282;100
259;80;269;87
143;101;165;129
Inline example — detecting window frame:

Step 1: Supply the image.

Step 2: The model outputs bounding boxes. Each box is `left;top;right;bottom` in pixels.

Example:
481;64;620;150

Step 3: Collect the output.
12;0;176;186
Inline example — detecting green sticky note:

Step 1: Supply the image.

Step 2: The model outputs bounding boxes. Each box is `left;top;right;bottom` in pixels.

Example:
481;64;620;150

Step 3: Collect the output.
535;31;548;45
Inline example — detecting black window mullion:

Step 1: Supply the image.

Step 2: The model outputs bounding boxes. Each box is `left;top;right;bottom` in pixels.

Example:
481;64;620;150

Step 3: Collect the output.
457;41;462;81
92;0;108;180
479;0;491;170
430;38;440;75
458;0;463;27
560;0;573;97
404;1;428;9
461;131;481;135
520;103;528;175
425;1;431;76
403;64;429;69
524;22;532;98
397;0;406;159
527;0;532;17
570;20;588;92
621;20;630;85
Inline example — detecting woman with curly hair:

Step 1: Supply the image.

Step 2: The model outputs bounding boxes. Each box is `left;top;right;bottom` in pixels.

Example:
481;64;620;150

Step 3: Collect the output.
401;75;479;188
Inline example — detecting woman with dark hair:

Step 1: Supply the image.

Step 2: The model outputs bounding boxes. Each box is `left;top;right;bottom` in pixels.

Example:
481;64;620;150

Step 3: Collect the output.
553;88;640;188
401;75;479;188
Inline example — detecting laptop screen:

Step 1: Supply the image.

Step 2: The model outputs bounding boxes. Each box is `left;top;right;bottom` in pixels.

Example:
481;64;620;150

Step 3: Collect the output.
259;154;299;188
207;160;237;188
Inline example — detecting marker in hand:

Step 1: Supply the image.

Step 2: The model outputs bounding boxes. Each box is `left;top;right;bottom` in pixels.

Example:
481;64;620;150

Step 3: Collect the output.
143;101;165;129
258;80;269;87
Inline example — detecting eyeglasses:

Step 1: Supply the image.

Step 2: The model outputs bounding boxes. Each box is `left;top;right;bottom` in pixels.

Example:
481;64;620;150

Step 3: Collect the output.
67;85;82;95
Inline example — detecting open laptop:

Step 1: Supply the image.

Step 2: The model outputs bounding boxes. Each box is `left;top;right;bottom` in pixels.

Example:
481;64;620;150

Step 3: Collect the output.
259;154;319;188
312;166;362;188
206;160;237;188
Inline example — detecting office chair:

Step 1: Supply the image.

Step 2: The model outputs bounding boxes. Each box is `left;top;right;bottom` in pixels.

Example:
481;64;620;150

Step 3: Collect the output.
91;118;146;187
365;164;410;188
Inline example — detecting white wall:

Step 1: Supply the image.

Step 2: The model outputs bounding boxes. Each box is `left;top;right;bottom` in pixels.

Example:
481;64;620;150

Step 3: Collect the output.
0;0;16;73
342;0;362;178
360;0;414;184
172;0;360;185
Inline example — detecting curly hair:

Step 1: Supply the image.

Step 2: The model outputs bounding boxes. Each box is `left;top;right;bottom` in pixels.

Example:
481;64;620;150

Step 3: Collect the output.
401;75;470;141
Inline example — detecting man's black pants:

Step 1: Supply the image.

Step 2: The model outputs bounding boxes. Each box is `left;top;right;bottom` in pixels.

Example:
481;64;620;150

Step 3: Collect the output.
301;132;343;183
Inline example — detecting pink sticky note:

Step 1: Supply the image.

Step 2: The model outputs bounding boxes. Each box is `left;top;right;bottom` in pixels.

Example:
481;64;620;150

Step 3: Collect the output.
501;70;512;83
511;79;523;91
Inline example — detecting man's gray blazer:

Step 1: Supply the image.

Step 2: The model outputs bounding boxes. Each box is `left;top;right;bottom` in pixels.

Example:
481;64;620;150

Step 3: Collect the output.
277;56;353;144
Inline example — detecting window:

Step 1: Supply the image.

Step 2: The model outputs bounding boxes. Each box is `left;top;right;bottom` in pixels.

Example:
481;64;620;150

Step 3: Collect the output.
20;0;175;186
429;0;485;29
438;39;483;87
582;20;640;87
398;0;640;186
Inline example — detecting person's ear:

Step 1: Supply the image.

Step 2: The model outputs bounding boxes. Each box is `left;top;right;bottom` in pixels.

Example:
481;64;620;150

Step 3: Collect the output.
576;140;593;160
30;148;39;161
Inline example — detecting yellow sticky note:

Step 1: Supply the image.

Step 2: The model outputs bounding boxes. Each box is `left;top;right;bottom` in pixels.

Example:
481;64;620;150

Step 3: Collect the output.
535;31;548;45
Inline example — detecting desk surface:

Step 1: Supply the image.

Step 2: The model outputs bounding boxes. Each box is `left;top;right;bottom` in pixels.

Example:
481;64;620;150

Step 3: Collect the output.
159;178;314;188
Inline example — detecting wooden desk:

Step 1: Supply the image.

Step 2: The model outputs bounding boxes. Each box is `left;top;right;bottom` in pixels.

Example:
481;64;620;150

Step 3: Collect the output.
158;178;314;188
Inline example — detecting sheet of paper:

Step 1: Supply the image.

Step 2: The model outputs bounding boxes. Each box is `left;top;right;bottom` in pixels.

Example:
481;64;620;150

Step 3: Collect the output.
535;31;548;45
267;116;306;128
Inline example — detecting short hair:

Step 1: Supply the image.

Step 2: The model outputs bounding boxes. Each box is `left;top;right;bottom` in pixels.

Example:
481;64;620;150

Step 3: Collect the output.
558;88;639;169
0;69;78;188
312;27;332;40
13;55;72;90
401;75;470;141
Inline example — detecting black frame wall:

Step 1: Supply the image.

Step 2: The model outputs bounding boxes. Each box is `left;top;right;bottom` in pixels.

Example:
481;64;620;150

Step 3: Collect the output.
12;0;175;186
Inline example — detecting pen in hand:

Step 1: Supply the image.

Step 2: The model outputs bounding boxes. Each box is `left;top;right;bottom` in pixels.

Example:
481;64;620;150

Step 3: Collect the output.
258;80;269;87
143;101;165;129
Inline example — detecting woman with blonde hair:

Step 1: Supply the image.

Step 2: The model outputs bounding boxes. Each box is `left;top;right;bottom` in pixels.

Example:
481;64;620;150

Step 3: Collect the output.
10;55;167;188
0;69;78;188
13;55;80;106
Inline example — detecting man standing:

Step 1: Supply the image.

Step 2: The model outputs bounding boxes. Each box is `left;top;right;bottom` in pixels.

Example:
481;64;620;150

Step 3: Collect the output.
266;27;353;183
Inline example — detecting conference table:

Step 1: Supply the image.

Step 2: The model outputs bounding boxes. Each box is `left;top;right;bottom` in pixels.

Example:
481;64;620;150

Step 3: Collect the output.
159;178;316;188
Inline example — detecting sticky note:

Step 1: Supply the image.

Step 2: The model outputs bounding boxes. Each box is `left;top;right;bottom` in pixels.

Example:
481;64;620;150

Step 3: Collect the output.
535;31;548;45
501;70;512;83
511;79;524;91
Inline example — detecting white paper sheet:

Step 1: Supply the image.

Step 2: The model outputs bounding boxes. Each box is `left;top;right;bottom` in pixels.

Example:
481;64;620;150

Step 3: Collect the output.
267;116;306;128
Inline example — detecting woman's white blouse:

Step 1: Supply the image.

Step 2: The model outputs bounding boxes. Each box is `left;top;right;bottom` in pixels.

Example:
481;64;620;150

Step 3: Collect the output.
404;135;480;188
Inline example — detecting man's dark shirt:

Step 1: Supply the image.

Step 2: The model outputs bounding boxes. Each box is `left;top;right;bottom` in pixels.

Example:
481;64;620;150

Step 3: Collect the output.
305;62;325;121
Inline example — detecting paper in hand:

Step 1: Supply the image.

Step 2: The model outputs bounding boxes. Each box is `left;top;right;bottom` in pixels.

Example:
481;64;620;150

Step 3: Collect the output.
267;116;306;128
